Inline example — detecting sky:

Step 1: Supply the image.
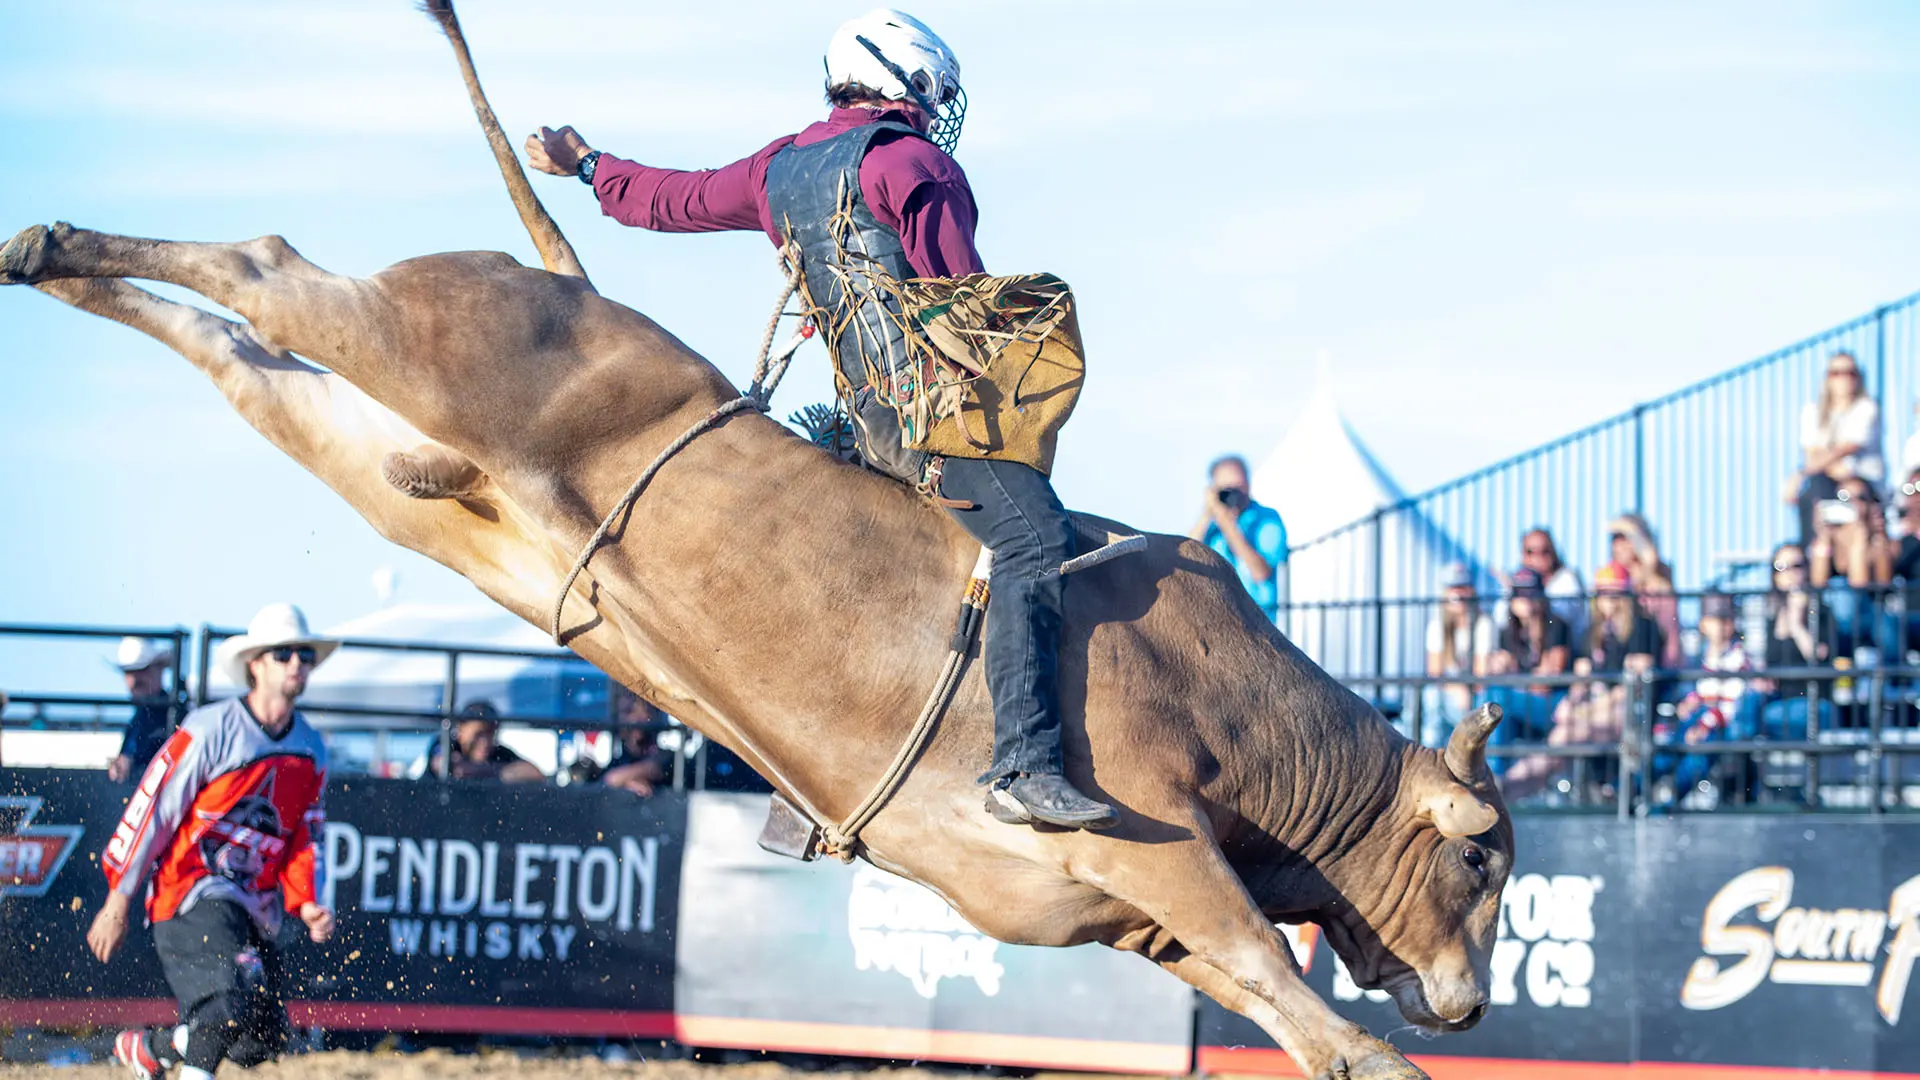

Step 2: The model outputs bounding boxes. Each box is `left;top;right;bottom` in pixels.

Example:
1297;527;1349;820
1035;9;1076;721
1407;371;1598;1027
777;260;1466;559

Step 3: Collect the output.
2;0;1918;698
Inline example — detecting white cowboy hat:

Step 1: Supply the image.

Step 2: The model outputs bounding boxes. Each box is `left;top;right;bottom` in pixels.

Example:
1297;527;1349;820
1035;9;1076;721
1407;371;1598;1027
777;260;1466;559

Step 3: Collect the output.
108;636;175;673
215;603;339;688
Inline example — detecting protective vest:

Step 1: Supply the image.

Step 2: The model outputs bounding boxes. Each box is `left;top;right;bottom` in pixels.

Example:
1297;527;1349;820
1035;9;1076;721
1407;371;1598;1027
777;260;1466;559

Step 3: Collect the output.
765;120;929;482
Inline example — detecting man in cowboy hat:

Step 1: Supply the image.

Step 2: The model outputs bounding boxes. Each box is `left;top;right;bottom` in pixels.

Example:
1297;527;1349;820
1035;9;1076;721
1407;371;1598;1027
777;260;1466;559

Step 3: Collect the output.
106;637;179;783
90;603;337;1080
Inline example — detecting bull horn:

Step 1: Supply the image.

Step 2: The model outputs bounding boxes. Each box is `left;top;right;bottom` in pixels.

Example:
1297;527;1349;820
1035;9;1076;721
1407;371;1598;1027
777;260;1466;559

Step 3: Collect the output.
1445;703;1501;785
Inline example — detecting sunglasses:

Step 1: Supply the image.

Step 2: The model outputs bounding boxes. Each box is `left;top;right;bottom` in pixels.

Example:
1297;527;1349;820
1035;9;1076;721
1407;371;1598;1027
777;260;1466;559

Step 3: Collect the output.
269;646;318;665
1774;560;1806;573
1829;366;1859;377
1523;546;1552;555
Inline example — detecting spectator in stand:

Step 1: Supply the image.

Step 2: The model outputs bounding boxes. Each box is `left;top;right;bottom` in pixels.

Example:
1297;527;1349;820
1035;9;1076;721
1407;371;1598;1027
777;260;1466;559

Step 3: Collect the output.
1754;542;1837;740
1809;477;1893;654
1608;513;1682;669
1496;529;1587;646
601;689;673;797
1787;350;1883;545
1507;563;1661;797
1656;591;1759;806
1190;455;1288;622
1884;470;1920;661
443;701;545;783
106;637;177;783
1483;568;1571;771
1422;563;1494;747
1809;478;1893;588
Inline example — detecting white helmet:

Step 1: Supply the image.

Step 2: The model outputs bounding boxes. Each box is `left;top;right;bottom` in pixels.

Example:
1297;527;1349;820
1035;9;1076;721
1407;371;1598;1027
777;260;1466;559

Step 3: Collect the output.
824;9;966;154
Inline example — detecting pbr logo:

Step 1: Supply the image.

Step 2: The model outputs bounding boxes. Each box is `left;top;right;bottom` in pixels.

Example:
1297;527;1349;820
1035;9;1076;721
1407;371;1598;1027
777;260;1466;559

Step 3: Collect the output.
1682;866;1920;1024
0;796;86;899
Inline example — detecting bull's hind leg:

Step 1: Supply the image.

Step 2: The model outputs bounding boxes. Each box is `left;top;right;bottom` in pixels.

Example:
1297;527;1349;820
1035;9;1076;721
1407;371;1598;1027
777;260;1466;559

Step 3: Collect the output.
2;223;388;378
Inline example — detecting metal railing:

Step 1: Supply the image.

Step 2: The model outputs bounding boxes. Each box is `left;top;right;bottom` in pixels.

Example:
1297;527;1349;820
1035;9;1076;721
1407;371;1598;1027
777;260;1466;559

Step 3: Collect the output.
1284;291;1920;680
1;621;704;790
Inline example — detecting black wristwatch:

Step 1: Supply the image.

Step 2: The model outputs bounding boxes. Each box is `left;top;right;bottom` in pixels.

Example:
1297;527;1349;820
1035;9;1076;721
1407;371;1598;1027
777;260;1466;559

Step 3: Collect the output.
577;150;602;185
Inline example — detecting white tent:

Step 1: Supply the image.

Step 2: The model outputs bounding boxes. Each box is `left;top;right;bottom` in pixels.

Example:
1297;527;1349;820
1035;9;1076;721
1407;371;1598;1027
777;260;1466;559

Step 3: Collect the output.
1250;363;1404;550
1249;363;1455;682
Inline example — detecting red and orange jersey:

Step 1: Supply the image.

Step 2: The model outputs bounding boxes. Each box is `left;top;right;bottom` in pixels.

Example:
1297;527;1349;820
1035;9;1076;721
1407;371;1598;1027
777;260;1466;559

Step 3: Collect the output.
102;696;328;929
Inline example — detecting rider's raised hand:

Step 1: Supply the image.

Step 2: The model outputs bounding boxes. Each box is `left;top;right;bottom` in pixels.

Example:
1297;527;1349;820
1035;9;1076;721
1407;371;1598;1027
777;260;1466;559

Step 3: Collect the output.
525;125;594;177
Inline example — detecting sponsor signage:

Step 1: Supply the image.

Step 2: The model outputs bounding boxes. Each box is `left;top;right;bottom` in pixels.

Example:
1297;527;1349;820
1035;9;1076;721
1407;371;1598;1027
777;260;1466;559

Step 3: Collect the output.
0;795;84;898
1636;816;1920;1074
673;793;1194;1073
302;777;682;1020
0;769;681;1035
14;765;1920;1074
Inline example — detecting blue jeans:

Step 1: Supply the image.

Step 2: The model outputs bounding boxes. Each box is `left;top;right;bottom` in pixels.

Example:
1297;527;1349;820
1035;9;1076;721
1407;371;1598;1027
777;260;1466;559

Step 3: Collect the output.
937;457;1076;782
1655;691;1764;795
1761;697;1833;741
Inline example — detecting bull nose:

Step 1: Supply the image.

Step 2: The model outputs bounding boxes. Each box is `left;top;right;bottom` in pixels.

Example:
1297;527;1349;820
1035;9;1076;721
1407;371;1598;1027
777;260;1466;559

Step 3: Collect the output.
1458;1001;1489;1028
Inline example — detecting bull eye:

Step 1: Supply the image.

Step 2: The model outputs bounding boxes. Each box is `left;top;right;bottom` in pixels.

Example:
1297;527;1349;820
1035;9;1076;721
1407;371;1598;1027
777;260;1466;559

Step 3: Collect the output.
1461;844;1488;877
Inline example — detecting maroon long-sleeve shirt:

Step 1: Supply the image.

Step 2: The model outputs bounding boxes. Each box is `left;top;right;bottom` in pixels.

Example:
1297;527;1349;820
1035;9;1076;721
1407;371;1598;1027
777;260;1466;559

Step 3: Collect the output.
591;106;985;278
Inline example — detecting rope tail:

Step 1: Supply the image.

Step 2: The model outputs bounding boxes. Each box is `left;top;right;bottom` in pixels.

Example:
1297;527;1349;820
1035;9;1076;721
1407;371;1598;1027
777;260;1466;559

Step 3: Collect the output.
423;0;593;286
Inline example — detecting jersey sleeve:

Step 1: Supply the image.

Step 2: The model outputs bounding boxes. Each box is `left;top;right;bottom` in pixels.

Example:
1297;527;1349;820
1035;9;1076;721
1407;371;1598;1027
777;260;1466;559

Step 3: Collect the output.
101;727;204;899
279;770;328;912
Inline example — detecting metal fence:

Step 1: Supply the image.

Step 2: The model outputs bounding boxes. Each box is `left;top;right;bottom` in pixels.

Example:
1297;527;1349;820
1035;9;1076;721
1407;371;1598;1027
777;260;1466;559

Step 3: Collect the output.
0;622;711;789
1284;291;1920;680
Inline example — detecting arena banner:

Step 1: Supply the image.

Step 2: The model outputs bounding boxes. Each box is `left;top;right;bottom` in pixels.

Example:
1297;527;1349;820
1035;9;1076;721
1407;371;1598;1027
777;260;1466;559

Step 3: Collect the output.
1196;816;1920;1079
0;768;683;1037
672;792;1194;1073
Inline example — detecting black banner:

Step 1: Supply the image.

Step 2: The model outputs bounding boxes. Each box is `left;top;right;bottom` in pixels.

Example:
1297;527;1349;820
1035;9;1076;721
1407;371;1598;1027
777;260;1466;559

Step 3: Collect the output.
17;764;1920;1074
1635;817;1920;1075
1198;816;1920;1076
0;769;683;1034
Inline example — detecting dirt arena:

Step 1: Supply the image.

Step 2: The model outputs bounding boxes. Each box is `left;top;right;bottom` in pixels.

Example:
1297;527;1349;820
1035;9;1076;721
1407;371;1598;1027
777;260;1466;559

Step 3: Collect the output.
0;1051;1155;1080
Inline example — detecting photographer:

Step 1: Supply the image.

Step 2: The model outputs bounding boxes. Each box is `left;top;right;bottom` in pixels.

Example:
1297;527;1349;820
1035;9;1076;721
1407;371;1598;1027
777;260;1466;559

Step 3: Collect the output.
1189;455;1289;622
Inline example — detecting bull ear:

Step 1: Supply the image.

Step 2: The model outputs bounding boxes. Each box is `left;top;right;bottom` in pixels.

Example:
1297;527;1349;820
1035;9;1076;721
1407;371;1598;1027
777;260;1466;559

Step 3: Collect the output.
1445;703;1501;786
1419;785;1500;838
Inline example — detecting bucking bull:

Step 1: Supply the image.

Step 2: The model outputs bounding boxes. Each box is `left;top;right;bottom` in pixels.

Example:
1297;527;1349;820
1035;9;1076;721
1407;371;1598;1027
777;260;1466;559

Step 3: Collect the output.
0;6;1512;1078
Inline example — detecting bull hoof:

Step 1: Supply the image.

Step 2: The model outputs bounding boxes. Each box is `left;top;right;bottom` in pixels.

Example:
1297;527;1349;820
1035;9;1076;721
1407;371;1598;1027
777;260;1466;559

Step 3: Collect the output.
0;224;54;285
1342;1051;1429;1080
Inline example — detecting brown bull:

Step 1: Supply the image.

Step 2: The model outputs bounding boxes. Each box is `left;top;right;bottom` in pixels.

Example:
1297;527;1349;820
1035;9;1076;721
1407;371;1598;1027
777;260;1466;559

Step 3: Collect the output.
0;10;1512;1078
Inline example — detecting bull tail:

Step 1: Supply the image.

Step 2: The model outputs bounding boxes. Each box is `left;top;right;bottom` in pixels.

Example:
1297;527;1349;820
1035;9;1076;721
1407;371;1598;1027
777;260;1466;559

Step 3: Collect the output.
423;0;593;287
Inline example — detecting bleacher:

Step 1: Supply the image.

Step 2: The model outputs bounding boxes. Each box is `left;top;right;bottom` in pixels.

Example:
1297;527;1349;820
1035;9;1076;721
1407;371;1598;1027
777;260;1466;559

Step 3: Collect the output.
1280;289;1920;813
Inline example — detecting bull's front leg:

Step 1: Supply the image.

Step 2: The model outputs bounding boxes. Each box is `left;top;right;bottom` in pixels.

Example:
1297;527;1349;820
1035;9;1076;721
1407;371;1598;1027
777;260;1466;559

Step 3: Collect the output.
1096;830;1423;1079
1155;944;1420;1080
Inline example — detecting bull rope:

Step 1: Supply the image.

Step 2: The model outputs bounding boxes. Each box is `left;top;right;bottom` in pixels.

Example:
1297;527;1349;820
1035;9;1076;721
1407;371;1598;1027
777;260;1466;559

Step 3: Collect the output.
548;252;810;645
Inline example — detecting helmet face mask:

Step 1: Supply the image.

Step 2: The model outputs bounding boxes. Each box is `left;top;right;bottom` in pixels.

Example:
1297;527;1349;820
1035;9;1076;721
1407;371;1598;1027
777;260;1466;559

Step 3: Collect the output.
827;9;966;154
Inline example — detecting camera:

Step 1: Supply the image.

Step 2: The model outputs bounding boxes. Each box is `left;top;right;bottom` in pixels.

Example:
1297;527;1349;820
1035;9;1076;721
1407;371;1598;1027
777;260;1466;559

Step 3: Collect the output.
1816;499;1859;527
